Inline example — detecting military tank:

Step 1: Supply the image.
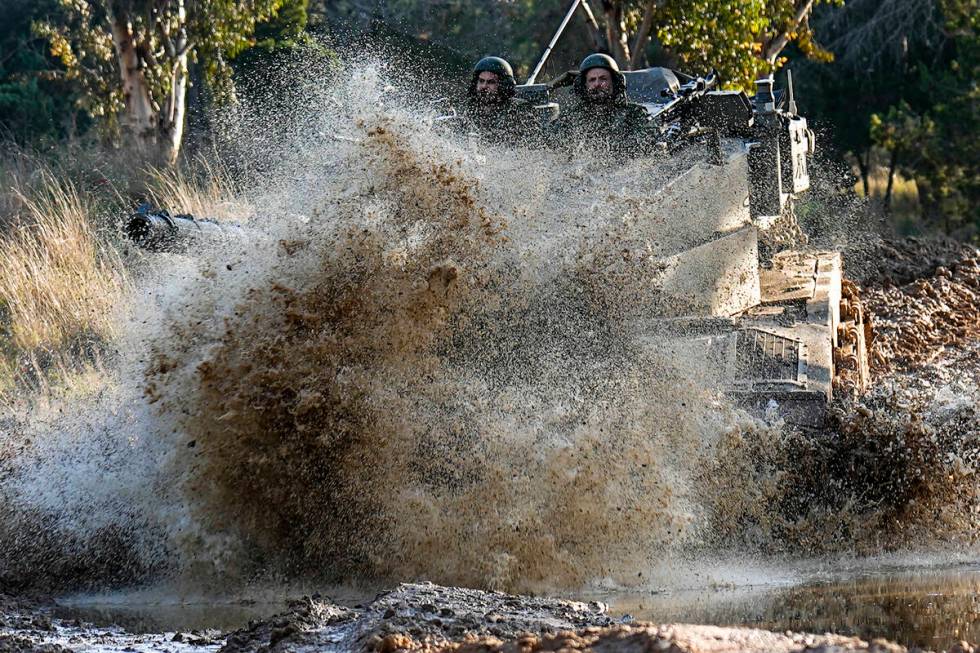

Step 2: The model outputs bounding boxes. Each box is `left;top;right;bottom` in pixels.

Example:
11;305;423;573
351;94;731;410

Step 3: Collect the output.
508;1;872;426
125;9;871;427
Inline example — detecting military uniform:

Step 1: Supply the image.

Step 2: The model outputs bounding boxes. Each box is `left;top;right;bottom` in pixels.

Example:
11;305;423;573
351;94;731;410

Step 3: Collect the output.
457;56;542;146
550;54;653;157
459;97;541;146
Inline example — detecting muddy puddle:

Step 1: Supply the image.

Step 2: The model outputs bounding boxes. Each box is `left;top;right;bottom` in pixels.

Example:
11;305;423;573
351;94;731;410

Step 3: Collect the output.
49;586;363;635
43;558;979;650
598;559;980;650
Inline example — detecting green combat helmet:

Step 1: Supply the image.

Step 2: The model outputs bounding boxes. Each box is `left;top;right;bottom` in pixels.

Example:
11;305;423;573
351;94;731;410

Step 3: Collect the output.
469;56;517;101
574;53;627;101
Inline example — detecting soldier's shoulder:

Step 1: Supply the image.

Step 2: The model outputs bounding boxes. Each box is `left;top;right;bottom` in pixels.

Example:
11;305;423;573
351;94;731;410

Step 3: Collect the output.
624;101;651;118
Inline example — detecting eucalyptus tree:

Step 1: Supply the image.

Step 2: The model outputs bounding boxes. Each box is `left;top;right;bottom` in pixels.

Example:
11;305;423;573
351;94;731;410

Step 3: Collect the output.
37;0;286;164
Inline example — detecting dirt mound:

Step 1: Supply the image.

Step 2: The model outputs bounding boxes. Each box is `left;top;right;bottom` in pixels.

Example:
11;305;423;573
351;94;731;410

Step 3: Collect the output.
861;252;980;372
214;583;943;653
221;583;614;653
844;236;976;287
424;625;919;653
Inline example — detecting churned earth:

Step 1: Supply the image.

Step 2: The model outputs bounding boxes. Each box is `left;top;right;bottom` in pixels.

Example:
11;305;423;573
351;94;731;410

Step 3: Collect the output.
1;54;978;653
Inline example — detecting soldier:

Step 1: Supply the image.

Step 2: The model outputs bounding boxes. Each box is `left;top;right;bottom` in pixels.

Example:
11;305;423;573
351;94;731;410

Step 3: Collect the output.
550;53;652;156
458;56;540;146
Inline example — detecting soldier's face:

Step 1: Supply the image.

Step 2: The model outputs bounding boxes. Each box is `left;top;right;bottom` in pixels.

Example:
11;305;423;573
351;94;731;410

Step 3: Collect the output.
475;72;501;101
585;68;613;100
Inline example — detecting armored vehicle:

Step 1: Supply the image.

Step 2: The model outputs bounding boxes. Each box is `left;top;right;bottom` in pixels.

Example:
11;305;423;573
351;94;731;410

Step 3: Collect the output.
512;1;871;425
125;4;871;427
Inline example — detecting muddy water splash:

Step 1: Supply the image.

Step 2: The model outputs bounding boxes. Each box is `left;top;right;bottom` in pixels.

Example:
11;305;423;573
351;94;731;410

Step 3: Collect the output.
0;61;977;594
698;242;980;556
143;63;737;591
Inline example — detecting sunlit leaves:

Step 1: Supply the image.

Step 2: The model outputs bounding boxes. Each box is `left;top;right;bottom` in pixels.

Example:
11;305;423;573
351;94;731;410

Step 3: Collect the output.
34;3;121;123
34;0;286;145
648;0;840;90
862;0;979;229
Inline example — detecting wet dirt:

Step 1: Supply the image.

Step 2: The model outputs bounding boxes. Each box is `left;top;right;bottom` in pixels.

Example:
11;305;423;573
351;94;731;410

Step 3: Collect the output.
605;560;980;651
2;579;977;653
1;230;977;650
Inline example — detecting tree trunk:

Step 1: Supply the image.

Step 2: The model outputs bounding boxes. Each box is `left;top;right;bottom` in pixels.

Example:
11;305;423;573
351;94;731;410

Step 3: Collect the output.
763;0;816;65
578;1;607;53
159;0;190;164
600;1;631;67
160;53;189;165
855;147;871;198
884;148;899;214
629;1;660;70
108;6;158;155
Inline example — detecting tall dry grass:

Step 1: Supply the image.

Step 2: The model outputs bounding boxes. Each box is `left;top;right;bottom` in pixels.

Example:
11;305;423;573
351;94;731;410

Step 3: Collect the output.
0;171;127;391
0;145;245;396
145;157;249;221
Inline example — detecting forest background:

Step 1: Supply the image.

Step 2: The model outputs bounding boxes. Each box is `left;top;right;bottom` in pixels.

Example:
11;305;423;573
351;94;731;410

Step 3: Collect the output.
0;0;976;393
1;0;976;235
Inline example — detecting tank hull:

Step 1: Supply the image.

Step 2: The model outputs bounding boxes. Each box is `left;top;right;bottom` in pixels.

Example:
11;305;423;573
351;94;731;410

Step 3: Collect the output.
620;145;868;426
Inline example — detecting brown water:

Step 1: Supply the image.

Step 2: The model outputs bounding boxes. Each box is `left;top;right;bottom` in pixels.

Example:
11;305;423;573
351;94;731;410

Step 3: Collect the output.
50;561;979;649
0;60;977;650
604;561;980;650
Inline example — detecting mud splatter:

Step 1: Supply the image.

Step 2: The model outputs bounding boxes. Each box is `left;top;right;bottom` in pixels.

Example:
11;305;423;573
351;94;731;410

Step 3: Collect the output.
146;81;727;591
0;60;977;596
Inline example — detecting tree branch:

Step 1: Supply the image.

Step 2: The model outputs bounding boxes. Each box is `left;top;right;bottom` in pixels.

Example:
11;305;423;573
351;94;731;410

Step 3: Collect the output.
579;0;607;52
629;0;662;70
764;0;816;64
817;0;942;72
159;23;177;58
600;1;631;67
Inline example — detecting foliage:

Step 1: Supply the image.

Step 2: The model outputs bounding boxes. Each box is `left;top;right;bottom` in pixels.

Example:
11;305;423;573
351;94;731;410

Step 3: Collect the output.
794;0;977;234
867;0;978;232
313;0;578;80
655;0;774;89
34;2;119;126
318;0;838;91
0;0;973;234
251;0;313;53
234;0;336;75
0;0;81;143
590;0;842;90
34;0;288;161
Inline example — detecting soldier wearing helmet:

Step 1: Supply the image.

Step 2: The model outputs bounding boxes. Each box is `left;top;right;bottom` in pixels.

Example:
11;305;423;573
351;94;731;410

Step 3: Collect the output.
458;56;540;145
550;53;652;156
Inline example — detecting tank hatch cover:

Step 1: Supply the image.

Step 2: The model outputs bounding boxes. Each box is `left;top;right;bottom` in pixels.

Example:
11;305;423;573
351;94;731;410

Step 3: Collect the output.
731;328;808;392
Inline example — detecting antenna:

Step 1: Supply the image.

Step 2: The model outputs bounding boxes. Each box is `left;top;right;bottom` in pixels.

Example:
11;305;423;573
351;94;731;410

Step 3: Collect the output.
526;0;583;85
787;69;798;116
